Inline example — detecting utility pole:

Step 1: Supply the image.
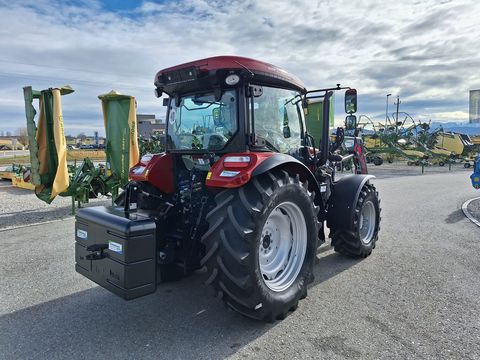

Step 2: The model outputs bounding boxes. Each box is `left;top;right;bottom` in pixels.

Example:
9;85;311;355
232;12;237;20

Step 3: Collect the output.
385;93;392;122
394;95;401;132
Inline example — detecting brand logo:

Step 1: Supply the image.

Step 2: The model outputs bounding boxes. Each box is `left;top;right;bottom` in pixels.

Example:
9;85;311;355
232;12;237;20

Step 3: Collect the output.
76;229;88;239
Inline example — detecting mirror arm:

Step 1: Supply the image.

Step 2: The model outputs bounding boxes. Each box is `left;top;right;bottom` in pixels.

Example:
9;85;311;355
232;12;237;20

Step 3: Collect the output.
318;91;333;166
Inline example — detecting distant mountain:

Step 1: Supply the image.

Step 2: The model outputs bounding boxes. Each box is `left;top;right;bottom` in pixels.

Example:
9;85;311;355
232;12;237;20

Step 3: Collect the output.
429;122;480;136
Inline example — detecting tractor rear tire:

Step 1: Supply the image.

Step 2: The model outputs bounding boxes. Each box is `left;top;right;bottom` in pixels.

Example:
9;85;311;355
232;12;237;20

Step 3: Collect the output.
330;183;380;258
201;170;320;321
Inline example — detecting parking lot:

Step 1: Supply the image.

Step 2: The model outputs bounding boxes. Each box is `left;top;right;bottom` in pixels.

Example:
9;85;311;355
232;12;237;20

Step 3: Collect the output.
1;165;479;359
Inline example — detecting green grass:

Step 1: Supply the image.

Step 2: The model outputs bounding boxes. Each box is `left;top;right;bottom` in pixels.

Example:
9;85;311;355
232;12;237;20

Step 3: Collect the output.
0;155;30;165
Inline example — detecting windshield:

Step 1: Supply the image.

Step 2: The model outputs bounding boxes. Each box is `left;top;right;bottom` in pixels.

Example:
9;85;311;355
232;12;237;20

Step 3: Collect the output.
167;90;237;151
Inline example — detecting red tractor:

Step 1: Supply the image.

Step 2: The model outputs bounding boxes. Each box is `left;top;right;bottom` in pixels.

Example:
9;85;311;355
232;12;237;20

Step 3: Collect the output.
75;56;380;321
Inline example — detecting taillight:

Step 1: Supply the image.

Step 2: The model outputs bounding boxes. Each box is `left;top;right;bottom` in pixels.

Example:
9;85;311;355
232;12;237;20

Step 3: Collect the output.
223;156;251;168
141;154;153;164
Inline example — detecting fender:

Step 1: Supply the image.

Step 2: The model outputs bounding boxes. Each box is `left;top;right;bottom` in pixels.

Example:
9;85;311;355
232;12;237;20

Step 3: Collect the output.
251;153;321;199
129;153;175;194
326;174;375;231
206;152;322;205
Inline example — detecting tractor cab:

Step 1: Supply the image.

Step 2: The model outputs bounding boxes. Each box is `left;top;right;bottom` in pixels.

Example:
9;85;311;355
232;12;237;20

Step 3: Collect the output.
154;56;308;157
151;56;362;176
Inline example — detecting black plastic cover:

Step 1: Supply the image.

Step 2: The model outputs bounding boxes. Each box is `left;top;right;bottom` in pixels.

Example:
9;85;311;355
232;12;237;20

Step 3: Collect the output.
75;206;156;300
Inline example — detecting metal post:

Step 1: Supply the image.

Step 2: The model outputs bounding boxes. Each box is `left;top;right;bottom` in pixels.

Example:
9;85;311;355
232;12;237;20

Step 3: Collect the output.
319;91;333;166
394;96;401;132
12;138;17;159
385;93;391;122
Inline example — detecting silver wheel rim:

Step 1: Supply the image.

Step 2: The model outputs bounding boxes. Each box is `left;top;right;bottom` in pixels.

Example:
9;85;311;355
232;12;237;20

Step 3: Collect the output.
259;201;307;292
359;200;376;244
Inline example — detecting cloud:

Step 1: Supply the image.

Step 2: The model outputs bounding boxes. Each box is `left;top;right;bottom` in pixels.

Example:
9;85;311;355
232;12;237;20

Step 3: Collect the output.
0;0;479;135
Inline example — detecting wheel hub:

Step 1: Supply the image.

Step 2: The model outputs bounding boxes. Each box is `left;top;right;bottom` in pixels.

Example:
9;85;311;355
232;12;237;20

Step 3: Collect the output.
258;202;307;292
359;200;376;245
262;233;272;249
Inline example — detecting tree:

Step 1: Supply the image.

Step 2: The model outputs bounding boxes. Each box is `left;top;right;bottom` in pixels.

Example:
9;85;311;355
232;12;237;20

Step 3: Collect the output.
16;127;28;148
77;133;87;144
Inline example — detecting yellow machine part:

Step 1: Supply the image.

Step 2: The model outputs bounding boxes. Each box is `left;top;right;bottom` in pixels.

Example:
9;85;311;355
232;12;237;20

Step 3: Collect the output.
12;175;35;190
435;133;464;155
0;170;14;180
430;148;452;157
363;136;389;149
470;135;480;145
403;149;427;158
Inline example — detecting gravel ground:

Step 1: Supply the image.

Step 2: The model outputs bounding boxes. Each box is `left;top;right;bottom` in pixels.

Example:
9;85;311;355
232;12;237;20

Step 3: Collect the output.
341;160;472;179
467;197;480;222
0;179;110;229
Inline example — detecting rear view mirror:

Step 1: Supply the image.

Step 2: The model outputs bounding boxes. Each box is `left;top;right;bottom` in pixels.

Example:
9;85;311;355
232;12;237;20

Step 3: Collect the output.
283;125;291;138
162;98;169;106
212;107;222;126
345;115;357;130
344;89;357;114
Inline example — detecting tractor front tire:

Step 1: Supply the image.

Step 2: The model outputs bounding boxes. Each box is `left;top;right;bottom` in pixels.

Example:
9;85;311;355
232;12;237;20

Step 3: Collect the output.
201;170;320;321
331;183;380;258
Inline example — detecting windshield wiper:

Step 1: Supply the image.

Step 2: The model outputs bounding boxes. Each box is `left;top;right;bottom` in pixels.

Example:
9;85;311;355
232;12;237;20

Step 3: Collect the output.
263;139;280;152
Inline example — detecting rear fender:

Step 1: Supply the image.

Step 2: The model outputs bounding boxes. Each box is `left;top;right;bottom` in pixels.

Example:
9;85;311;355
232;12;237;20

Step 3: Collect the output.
251;154;321;201
327;174;375;231
206;152;323;215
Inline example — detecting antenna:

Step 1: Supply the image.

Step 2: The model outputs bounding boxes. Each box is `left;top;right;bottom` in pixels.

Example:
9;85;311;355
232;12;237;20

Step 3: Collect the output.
234;60;254;78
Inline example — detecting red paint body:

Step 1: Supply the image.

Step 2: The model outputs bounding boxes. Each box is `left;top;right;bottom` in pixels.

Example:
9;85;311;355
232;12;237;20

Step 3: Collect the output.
155;55;306;92
206;152;276;188
354;143;368;174
129;153;175;194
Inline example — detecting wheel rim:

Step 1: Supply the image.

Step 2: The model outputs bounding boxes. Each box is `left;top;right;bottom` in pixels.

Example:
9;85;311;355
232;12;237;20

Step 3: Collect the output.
259;202;307;292
359;200;376;244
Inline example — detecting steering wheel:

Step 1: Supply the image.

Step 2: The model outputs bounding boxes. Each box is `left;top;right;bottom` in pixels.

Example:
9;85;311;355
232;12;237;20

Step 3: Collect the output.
204;134;228;150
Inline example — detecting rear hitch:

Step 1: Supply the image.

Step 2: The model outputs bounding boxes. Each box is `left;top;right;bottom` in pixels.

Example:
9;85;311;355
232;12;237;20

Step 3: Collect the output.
86;243;108;260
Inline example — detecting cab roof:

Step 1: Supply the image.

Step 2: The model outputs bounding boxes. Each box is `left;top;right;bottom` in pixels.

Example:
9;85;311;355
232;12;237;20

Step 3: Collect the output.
154;55;306;94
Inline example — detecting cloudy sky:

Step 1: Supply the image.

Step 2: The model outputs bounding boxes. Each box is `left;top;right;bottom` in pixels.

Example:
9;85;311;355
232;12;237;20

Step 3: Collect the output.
0;0;479;136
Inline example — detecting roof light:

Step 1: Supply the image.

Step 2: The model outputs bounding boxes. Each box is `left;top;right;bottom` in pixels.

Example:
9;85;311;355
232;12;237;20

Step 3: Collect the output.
225;74;240;86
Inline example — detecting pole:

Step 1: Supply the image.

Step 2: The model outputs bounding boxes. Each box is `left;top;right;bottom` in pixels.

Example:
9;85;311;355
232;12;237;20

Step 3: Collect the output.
395;96;400;122
394;96;401;132
385;93;391;122
12;138;17;159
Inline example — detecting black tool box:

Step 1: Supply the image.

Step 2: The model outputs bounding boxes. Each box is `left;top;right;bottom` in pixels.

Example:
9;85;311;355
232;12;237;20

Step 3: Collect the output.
75;206;156;300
